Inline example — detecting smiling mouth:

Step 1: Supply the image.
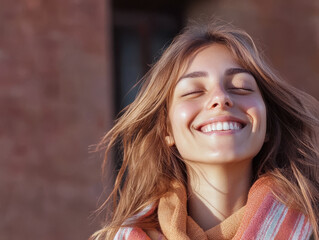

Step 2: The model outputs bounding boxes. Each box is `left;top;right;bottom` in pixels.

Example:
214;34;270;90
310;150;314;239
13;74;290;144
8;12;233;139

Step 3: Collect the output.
200;121;244;133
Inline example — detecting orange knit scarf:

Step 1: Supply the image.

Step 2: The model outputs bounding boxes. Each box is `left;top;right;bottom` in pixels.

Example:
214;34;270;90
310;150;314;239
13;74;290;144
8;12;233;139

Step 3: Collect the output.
115;177;313;240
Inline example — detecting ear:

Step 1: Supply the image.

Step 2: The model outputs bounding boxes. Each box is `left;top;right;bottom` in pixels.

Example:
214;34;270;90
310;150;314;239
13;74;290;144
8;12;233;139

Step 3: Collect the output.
165;135;175;147
165;115;175;146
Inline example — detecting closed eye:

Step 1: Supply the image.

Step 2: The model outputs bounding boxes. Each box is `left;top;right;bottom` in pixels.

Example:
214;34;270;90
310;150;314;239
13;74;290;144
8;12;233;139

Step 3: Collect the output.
229;87;253;94
181;90;204;97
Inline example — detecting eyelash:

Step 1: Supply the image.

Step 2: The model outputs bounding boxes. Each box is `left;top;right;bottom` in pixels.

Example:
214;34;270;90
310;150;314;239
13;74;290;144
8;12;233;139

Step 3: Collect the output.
181;90;204;97
229;87;253;92
181;87;254;98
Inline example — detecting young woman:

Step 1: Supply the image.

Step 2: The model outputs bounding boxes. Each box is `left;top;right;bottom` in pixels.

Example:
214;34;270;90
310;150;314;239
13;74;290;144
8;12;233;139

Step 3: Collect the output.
91;21;319;240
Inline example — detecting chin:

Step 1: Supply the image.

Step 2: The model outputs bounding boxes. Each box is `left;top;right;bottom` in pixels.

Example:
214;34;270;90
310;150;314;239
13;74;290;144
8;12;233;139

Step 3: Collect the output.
185;153;253;165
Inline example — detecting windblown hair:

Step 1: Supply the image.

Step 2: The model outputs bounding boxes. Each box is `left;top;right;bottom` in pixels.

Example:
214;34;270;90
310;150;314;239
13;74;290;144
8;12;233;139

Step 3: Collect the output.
91;21;319;239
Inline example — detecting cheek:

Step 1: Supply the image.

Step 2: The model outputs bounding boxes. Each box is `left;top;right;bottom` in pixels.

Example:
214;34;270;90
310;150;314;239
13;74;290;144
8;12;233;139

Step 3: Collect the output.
169;102;199;132
245;98;267;133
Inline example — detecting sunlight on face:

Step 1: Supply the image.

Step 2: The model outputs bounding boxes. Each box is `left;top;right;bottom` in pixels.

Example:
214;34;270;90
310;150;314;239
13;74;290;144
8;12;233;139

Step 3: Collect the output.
167;44;267;166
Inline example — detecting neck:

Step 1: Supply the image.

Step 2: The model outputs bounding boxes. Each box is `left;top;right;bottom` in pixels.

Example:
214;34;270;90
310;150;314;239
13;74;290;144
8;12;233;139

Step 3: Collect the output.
186;160;252;231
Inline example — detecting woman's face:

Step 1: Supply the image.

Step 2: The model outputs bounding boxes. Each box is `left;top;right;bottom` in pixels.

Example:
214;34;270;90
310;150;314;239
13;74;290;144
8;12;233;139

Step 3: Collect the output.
167;44;267;165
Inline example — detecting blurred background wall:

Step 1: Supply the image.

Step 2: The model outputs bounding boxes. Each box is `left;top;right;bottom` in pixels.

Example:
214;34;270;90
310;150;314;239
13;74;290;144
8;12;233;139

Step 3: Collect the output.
0;0;112;239
0;0;318;239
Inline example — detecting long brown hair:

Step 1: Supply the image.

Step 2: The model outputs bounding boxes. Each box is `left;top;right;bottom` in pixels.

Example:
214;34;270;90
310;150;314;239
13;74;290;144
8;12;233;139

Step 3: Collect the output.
91;21;319;239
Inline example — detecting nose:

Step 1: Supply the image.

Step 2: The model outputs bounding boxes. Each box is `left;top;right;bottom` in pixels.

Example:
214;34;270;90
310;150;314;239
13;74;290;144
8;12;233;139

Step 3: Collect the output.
206;87;233;110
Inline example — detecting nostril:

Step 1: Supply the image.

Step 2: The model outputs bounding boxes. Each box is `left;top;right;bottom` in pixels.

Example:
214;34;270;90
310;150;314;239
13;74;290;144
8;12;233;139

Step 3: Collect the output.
212;102;230;108
207;96;233;109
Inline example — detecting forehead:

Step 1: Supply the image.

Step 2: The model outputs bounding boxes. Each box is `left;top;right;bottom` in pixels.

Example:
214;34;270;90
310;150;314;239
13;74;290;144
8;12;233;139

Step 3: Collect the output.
175;43;239;83
186;44;239;72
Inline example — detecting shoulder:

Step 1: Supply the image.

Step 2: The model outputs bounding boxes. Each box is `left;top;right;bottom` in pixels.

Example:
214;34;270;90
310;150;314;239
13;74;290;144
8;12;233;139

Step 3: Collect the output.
114;204;161;240
235;176;313;239
114;227;164;240
114;227;151;240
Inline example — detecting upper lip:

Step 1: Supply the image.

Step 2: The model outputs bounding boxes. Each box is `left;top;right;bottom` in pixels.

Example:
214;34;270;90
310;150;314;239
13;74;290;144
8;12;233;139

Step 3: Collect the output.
194;115;247;131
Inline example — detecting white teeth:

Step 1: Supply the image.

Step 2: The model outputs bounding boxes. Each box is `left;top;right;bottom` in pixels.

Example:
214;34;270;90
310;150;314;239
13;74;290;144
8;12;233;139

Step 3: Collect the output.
212;124;216;131
201;121;243;133
234;122;240;130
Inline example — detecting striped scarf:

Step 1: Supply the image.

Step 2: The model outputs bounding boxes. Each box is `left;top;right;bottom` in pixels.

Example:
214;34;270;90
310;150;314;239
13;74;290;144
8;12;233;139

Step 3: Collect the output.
114;177;313;239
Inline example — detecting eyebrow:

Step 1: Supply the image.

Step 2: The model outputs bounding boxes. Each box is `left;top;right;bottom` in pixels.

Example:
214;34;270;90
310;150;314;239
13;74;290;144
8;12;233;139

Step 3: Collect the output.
225;68;251;76
178;67;251;83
